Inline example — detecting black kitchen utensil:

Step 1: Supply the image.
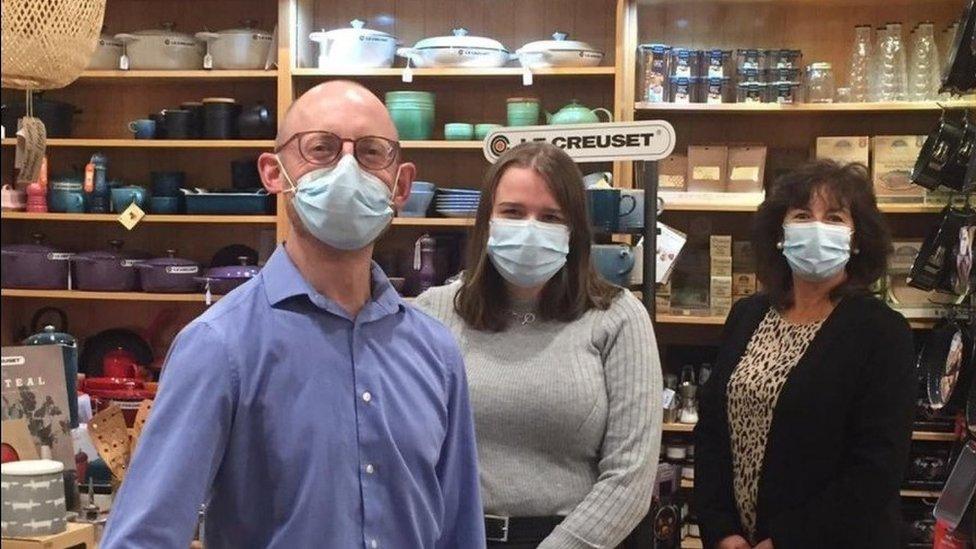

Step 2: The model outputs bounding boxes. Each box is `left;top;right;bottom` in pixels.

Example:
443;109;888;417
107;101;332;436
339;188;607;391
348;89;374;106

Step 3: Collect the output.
924;317;973;410
942;0;976;94
1;97;80;138
912;113;974;191
162;109;193;140
910;205;973;291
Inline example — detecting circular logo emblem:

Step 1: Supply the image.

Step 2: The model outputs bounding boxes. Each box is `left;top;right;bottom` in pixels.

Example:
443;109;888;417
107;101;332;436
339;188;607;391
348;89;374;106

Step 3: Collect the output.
164;39;171;46
359;35;365;41
489;135;510;157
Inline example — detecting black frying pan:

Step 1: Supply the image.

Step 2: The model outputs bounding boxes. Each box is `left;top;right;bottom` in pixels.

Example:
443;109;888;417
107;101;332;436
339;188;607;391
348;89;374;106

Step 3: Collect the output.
942;0;976;94
925;318;972;410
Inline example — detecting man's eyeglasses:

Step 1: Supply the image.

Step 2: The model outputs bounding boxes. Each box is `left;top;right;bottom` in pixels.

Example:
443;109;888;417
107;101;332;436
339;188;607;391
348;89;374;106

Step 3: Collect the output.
275;131;400;171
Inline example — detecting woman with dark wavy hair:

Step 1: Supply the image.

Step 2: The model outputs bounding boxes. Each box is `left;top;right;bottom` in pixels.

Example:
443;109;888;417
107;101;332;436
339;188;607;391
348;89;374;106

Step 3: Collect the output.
416;142;662;548
694;160;915;549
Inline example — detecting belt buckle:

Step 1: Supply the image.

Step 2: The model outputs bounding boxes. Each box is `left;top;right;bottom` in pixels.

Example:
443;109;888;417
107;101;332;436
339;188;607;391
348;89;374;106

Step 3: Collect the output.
485;514;510;543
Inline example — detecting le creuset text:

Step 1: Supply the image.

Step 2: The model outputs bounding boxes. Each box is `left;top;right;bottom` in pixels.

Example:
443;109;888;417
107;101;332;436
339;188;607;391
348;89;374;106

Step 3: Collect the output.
514;131;661;151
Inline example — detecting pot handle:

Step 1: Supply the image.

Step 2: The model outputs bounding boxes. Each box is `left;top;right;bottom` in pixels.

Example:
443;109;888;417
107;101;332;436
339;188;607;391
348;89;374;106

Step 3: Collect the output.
195;32;220;42
69;255;95;263
592;108;614;123
114;33;137;44
132;262;154;270
396;47;423;66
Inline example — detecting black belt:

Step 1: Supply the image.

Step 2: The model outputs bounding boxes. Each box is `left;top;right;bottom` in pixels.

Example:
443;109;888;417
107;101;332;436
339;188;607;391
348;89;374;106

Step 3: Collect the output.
484;515;564;543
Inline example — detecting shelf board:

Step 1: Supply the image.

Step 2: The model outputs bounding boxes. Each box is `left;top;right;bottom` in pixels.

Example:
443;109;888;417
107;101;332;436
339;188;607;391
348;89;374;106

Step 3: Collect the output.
635;100;976;114
291;66;616;78
1;212;276;224
681;538;703;549
663;423;695;432
660;192;949;214
400;141;485;150
1;289;215;302
912;431;958;442
655;310;936;329
77;70;277;82
677;478;940;499
392;217;474;226
0;138;273;149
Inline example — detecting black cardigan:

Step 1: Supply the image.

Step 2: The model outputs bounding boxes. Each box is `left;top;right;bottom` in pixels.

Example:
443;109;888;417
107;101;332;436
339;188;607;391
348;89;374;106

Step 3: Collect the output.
693;293;916;549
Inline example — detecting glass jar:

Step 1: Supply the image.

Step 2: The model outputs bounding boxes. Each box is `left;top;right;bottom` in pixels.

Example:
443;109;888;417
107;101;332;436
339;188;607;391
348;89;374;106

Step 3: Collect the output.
769;49;803;69
703;49;733;78
639;43;672;103
736;82;768;103
737;68;763;83
736;48;767;71
670;48;702;78
805;62;836;103
669;77;694;104
703;77;734;103
768;81;801;104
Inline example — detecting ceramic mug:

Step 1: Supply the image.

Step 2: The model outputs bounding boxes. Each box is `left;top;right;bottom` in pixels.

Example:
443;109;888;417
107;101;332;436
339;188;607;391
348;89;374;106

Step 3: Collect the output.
444;123;474;141
48;190;86;213
591;244;635;287
475;123;503;140
507;97;541;127
586;188;636;233
619;189;645;231
110;186;149;213
128;118;156;139
388;104;434;140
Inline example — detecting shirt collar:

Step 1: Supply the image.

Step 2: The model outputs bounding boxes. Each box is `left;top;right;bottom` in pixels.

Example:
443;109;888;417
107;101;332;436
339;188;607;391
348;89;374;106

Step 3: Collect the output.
262;245;404;319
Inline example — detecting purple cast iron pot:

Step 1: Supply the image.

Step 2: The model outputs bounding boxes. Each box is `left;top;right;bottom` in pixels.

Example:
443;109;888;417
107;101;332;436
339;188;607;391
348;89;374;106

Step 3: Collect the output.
134;250;202;293
0;233;72;289
196;256;260;295
71;240;149;292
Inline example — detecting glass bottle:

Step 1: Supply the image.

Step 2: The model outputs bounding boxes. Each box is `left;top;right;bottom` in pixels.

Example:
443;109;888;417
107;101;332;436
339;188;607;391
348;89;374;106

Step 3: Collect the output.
870;26;889;101
887;22;909;101
416;234;437;294
848;25;873;102
910;22;939;101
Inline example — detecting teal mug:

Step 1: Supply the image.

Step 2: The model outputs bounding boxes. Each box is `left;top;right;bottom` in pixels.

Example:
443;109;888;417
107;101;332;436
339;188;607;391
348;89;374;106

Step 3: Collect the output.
475;123;503;140
444;123;474;141
110;186;149;213
591;244;635;287
49;189;86;213
586;188;636;233
506;97;540;127
388;104;434;140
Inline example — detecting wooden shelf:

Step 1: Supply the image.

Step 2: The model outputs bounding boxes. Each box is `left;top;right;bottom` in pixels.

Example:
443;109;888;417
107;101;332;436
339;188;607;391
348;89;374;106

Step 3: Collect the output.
1;212;276;224
663;423;695;432
681;538;703;549
0;139;273;149
291;67;616;78
912;431;958;442
635;100;976;114
660;192;949;214
677;478;940;499
392;217;474;227
656;314;726;325
401;141;485;150
1;289;216;303
77;70;277;82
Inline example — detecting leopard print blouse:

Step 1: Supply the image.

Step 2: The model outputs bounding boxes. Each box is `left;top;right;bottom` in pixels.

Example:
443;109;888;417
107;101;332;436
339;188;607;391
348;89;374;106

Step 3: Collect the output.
727;309;825;542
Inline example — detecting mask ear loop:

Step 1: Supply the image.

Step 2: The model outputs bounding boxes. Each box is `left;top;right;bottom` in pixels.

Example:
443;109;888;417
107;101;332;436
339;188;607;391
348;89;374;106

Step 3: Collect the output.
275;155;298;194
389;163;404;207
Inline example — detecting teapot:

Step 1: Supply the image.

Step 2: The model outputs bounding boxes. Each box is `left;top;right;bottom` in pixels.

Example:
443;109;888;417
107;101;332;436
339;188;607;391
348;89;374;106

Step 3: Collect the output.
546;99;613;125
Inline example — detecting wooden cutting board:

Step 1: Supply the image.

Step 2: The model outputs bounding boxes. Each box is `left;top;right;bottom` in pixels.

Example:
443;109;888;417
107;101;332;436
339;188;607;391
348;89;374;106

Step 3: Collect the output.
131;399;154;451
88;405;130;481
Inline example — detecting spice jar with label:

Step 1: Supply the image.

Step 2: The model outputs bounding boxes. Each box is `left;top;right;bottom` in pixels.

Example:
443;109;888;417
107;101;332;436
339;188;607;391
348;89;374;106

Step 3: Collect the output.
703;49;733;78
639;44;672;103
737;82;768;103
669;77;695;104
704;77;734;104
805;62;836;103
670;48;702;78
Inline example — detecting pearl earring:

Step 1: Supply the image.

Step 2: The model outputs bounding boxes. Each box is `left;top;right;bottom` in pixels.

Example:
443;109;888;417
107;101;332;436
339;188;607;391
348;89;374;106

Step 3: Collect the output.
776;241;784;250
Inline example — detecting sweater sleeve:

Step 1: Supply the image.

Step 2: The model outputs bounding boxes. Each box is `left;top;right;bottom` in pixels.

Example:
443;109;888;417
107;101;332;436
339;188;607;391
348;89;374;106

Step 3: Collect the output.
540;293;663;549
694;298;749;547
766;310;915;546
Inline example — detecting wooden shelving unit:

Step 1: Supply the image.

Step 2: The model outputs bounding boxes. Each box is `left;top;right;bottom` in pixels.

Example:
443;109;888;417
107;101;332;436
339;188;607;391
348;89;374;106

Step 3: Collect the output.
681;538;704;549
0;289;217;303
392;217;475;227
656;312;936;329
659;193;951;214
664;423;959;442
1;212;276;224
0;138;273;149
677;478;941;499
77;70;278;82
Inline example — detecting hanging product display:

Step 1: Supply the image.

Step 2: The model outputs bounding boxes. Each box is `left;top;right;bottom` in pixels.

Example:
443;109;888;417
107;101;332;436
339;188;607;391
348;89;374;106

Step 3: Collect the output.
941;0;976;94
913;111;976;191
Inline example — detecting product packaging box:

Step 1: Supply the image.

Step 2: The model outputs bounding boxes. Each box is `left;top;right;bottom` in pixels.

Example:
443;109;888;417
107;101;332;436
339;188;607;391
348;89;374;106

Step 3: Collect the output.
711;255;733;277
872;136;925;199
711;275;733;299
733;273;757;297
727;145;767;193
710;235;732;258
732;241;756;272
816;136;870;167
659;154;688;190
687;146;728;192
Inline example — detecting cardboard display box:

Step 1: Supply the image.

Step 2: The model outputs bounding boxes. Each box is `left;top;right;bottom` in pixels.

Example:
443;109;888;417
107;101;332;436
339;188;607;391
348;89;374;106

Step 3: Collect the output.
816;136;870;167
710;235;732;258
687;146;728;192
727;145;767;193
659;154;688;190
872;135;925;199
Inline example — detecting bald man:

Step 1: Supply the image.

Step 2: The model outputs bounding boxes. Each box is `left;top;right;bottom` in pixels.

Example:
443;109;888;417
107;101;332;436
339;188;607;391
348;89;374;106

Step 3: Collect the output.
101;82;485;549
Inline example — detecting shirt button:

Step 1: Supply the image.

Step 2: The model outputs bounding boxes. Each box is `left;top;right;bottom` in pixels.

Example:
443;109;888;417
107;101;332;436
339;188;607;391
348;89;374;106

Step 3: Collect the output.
362;391;372;403
365;464;375;474
370;540;378;549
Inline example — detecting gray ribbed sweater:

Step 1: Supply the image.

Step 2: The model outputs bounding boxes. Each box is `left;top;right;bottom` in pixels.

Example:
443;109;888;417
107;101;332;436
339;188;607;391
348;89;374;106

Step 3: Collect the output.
415;282;662;549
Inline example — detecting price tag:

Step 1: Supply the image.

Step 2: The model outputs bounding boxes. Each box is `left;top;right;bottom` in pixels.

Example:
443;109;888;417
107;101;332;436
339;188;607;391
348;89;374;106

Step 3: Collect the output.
522;66;533;87
118;203;145;231
203;53;214;70
413;236;423;270
119;54;129;71
662;388;676;409
84;163;95;193
402;64;413;83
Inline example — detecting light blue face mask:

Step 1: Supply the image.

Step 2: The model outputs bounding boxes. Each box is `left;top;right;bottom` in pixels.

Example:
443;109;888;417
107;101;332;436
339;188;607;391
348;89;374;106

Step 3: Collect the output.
487;218;571;288
781;221;852;281
277;154;400;251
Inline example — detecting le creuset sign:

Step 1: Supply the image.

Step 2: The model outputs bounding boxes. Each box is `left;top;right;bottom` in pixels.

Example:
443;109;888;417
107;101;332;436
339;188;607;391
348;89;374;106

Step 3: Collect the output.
483;121;676;164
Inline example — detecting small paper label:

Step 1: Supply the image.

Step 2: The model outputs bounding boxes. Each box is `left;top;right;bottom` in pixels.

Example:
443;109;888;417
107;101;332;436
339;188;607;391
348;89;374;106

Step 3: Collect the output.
402;65;413;83
730;166;760;182
522;67;533;87
118;203;145;230
119;54;129;71
693;166;721;181
675;65;691;78
662;388;676;409
120;259;143;268
165;265;199;275
47;253;74;261
708;66;724;78
203;53;213;70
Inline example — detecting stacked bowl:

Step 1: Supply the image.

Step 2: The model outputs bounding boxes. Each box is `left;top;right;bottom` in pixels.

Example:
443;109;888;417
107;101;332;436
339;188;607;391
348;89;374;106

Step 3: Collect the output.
385;91;435;140
435;188;481;217
401;181;436;217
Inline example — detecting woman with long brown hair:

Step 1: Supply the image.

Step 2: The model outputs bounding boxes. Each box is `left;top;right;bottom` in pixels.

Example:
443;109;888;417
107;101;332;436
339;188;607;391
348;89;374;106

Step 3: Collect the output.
415;142;662;548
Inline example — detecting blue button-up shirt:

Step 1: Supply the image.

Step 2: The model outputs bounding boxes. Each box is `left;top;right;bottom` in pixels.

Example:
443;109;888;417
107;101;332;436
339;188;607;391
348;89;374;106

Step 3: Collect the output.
101;246;484;549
